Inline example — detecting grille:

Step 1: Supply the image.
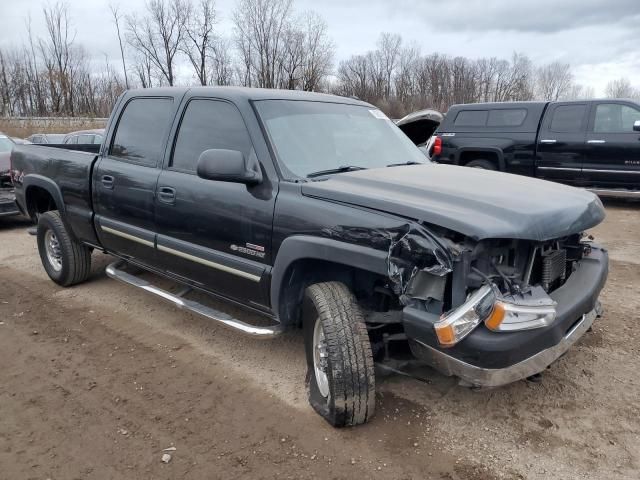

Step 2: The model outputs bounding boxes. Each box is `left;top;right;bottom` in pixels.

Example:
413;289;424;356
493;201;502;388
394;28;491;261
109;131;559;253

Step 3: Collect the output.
541;249;567;291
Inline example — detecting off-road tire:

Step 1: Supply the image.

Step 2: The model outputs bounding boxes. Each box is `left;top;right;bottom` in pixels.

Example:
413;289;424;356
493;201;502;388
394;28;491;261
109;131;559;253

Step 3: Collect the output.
466;159;497;170
303;282;375;427
37;211;91;287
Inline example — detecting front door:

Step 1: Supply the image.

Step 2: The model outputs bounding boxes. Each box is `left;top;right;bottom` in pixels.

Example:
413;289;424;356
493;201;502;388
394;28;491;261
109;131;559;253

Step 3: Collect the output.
94;96;177;267
536;103;589;186
154;98;277;307
583;101;640;189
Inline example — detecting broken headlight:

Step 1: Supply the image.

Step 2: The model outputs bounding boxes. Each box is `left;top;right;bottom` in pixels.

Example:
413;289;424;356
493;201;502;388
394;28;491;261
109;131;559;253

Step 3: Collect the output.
434;285;557;347
434;285;495;347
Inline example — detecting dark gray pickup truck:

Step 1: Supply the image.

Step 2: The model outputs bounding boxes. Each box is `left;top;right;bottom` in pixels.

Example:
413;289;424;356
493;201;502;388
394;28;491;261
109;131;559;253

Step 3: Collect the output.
11;87;609;427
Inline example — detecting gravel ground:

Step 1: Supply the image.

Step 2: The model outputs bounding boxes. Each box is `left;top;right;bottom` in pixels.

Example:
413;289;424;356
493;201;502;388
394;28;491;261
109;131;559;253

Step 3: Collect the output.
0;199;638;479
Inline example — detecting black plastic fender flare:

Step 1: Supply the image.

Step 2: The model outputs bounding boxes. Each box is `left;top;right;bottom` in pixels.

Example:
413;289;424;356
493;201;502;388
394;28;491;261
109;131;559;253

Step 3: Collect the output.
269;235;389;319
22;174;66;216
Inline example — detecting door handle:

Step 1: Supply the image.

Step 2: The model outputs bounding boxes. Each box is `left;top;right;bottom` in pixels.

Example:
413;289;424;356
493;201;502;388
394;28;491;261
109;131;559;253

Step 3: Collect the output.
158;186;176;204
540;139;557;144
587;139;606;144
101;175;114;189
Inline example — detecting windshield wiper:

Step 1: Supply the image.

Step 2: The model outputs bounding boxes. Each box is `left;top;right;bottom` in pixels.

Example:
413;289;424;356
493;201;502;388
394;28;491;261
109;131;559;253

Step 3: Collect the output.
386;161;424;167
306;165;368;178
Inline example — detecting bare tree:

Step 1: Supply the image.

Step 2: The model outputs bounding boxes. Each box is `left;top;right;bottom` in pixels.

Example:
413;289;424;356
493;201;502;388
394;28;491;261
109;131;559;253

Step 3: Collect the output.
605;77;640;99
40;2;75;114
233;0;293;88
210;37;234;85
378;33;401;99
109;3;129;89
299;11;333;91
126;0;190;86
182;0;217;86
536;61;573;101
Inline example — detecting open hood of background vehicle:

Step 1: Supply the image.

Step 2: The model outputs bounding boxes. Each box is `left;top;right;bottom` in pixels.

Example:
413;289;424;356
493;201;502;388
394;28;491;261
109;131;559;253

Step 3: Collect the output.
301;164;605;241
396;109;443;146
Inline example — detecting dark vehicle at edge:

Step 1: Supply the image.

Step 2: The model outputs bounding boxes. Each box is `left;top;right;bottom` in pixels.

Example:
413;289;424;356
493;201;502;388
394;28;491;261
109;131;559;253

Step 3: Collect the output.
0;133;20;217
11;87;608;427
431;99;640;195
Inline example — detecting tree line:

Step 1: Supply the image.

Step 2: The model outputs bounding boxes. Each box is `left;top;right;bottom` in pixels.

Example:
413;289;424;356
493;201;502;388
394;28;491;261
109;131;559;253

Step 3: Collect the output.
0;0;638;119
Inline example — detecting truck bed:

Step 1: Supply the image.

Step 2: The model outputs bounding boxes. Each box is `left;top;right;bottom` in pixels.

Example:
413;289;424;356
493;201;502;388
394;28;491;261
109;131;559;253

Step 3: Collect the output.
11;144;99;240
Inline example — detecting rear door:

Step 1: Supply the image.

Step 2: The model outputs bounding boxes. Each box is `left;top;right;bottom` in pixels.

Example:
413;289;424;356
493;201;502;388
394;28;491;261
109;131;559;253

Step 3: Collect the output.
93;96;178;267
583;101;640;189
536;103;589;185
153;97;277;307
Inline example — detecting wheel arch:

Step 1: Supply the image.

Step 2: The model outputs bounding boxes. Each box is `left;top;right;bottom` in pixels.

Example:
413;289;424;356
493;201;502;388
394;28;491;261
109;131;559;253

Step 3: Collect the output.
23;175;66;218
270;236;389;328
456;148;505;170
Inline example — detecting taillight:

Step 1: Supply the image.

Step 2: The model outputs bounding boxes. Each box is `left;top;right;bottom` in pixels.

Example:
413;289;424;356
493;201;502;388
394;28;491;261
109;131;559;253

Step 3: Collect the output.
432;136;442;157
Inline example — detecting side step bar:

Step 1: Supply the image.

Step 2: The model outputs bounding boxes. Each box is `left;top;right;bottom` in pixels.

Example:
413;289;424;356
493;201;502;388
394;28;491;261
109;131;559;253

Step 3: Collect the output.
105;261;283;338
589;188;640;199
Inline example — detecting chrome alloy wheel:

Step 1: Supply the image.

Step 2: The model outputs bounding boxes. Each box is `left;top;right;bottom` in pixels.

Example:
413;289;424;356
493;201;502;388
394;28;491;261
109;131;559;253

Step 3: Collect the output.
312;319;330;398
44;229;63;272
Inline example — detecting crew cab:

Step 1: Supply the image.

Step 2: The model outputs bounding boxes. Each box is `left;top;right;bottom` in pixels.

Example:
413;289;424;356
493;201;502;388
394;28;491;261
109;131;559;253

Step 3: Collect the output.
11;87;608;427
431;99;640;195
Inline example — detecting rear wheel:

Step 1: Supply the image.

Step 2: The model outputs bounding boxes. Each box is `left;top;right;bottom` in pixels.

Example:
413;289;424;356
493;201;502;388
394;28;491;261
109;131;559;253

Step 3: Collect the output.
466;159;497;170
37;211;92;287
303;282;375;427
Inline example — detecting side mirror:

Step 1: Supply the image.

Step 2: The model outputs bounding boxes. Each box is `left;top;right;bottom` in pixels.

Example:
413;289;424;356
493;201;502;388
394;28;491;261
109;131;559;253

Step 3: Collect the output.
634;120;640;132
196;149;262;184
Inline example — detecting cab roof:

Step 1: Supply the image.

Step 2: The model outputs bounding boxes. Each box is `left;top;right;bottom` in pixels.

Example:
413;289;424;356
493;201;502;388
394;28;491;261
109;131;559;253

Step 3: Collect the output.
122;86;373;107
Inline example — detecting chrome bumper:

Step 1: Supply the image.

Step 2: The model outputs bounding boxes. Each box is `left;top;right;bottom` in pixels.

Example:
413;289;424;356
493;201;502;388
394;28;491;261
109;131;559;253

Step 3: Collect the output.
411;307;599;388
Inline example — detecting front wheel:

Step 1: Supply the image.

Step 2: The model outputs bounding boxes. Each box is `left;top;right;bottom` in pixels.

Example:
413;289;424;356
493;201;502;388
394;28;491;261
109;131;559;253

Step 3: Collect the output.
303;282;375;427
37;211;92;287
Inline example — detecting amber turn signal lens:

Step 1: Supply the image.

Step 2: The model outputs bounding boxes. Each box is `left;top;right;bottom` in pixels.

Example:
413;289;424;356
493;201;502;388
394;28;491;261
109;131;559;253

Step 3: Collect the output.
484;302;506;331
435;324;456;346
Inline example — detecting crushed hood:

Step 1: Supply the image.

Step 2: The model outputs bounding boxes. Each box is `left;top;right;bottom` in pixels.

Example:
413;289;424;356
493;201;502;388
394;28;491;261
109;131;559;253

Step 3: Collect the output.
301;164;605;241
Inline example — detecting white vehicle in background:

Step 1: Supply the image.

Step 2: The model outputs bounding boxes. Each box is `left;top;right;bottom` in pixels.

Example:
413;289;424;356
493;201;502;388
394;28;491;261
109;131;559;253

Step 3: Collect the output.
395;109;443;159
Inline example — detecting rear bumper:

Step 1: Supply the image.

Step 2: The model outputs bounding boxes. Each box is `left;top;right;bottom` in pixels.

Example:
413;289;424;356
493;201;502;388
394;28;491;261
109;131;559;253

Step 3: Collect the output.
403;245;608;387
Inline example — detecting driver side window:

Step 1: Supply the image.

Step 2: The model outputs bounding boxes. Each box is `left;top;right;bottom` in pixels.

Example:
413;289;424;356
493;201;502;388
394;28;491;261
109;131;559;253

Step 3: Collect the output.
171;99;254;173
594;103;640;133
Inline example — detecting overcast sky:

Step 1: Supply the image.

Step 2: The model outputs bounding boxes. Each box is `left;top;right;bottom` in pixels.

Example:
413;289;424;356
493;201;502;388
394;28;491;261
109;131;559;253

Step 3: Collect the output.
2;0;639;95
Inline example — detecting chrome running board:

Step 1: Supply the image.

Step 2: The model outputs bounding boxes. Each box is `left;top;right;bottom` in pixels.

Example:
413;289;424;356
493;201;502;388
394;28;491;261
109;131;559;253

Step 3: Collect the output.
105;261;283;338
589;188;640;199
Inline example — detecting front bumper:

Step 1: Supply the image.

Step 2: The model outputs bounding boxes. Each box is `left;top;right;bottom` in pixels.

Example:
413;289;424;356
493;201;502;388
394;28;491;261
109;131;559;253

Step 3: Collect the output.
403;245;608;388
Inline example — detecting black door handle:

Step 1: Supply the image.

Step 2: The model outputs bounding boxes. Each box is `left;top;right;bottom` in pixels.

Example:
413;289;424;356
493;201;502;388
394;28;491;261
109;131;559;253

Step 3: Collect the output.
158;186;176;204
101;175;114;189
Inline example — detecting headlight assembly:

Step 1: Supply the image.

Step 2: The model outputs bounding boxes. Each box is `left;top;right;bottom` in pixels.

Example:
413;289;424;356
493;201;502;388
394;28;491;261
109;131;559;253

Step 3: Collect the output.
434;284;557;347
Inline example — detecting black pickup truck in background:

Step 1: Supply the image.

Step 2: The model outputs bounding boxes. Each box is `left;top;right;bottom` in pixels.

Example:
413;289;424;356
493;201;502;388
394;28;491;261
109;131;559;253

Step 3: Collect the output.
11;87;609;427
431;99;640;194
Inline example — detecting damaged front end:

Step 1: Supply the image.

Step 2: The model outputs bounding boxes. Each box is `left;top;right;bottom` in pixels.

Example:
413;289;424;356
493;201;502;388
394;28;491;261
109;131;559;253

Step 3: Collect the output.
396;229;608;388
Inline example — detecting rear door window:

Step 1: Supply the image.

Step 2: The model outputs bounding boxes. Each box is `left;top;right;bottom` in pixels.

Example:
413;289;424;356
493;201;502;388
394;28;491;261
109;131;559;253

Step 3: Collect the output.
549;105;587;133
110;97;174;167
454;110;488;127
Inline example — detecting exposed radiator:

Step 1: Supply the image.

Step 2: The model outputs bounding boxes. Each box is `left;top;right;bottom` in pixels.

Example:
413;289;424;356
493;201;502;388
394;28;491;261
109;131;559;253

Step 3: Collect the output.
541;249;567;291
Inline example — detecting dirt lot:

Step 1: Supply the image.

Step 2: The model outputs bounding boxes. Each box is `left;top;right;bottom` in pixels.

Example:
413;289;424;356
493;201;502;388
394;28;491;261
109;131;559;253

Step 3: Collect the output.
0;200;639;480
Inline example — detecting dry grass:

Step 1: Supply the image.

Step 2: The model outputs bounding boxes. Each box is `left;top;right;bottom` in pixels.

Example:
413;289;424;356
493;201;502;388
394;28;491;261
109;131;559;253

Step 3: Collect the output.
0;118;107;139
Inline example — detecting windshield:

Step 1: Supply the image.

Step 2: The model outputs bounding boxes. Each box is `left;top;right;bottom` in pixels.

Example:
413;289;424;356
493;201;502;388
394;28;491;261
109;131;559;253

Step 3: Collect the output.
254;100;427;179
0;136;14;153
